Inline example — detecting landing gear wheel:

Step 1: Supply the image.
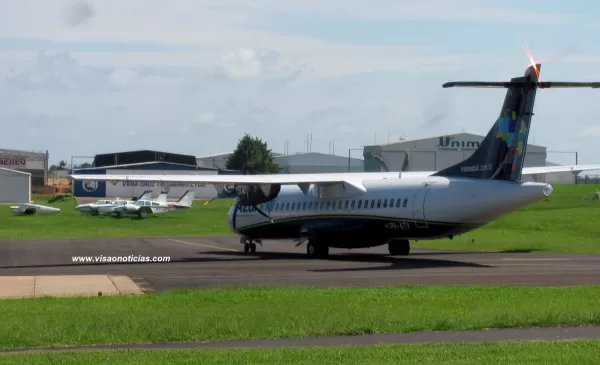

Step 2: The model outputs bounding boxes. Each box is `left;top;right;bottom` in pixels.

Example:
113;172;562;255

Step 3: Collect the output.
388;240;410;256
244;242;257;253
307;241;329;258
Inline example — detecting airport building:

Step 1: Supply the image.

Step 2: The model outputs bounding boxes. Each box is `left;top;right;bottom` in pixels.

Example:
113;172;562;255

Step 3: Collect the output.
197;151;363;174
0;148;48;187
362;132;577;184
72;150;222;199
0;167;31;203
275;152;363;173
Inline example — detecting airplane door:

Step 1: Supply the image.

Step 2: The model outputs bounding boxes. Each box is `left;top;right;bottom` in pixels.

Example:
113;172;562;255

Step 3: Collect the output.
412;182;431;228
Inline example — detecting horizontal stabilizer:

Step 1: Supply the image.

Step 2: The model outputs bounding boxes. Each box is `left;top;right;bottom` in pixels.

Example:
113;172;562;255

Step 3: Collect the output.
522;164;600;175
443;81;600;89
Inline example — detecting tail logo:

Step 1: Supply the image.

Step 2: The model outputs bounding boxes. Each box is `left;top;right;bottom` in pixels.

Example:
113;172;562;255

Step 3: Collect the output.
496;110;517;145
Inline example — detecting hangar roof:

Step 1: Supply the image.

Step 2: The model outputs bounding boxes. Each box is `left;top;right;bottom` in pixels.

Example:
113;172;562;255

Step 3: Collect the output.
0;166;32;176
365;132;547;152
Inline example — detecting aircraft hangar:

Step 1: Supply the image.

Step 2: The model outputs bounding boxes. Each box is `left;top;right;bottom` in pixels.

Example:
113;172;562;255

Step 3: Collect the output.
362;132;577;184
197;151;364;174
0;167;31;203
71;150;223;199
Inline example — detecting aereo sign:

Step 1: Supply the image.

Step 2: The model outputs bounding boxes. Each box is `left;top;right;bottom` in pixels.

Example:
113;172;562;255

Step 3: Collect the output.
0;157;26;166
437;137;480;152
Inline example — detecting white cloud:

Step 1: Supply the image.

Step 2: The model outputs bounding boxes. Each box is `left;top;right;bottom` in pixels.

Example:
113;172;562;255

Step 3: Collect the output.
0;0;599;164
582;125;600;137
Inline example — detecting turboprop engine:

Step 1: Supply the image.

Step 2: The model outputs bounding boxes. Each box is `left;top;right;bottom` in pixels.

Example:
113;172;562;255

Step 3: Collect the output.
234;183;281;206
228;183;281;228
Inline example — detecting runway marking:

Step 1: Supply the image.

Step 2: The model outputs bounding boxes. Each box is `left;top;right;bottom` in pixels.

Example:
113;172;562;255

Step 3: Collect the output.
168;239;240;252
501;258;572;261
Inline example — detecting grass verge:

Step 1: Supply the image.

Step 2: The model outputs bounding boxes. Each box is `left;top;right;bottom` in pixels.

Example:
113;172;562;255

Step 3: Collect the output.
1;184;599;254
1;341;600;364
2;286;600;349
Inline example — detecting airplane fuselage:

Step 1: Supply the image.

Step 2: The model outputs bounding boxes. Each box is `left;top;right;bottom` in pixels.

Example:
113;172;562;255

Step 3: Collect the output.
228;176;552;249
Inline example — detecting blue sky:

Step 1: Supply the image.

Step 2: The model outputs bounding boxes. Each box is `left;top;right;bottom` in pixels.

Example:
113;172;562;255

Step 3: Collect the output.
0;0;599;169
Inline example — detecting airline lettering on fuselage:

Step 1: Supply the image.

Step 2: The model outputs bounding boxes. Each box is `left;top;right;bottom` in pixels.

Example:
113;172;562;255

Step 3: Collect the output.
384;222;410;230
153;207;173;212
122;182;206;187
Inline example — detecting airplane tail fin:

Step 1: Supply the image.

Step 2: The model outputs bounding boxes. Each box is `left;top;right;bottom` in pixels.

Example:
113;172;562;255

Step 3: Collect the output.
434;64;600;181
155;193;168;203
176;190;195;207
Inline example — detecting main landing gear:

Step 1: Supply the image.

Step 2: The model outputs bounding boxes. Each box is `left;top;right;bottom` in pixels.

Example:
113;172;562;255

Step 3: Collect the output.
306;239;329;259
241;236;261;253
388;239;410;256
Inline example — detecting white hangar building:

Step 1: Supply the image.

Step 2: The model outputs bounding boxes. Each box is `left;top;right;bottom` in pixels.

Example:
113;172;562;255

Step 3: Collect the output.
363;132;553;181
275;152;364;174
0;167;31;203
197;151;364;174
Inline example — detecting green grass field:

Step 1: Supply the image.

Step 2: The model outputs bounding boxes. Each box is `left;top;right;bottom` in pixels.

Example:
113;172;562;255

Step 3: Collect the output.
2;285;600;349
1;184;599;254
1;340;599;365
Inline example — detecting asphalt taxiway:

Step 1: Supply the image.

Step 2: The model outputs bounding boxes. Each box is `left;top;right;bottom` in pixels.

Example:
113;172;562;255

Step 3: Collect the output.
1;236;600;291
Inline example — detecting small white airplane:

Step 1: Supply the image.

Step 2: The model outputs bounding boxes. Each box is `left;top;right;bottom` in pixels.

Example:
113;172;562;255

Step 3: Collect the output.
112;190;195;218
10;203;60;215
70;62;600;257
75;190;155;216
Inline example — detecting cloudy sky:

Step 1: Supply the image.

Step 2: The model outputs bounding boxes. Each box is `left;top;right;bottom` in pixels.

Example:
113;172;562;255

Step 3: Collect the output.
1;0;600;166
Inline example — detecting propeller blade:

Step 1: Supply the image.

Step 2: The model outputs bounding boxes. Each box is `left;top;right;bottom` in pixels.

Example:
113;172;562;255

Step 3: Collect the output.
401;149;410;172
254;205;274;223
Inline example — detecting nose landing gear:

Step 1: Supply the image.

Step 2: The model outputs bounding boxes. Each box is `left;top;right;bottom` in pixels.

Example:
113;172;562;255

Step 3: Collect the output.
241;236;261;253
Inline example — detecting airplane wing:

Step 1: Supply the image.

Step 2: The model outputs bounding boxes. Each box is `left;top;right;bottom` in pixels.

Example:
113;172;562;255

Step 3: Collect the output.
521;165;600;175
69;172;403;199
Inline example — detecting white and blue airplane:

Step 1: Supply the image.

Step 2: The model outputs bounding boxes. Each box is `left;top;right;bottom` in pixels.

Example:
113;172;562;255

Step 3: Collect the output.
70;63;600;258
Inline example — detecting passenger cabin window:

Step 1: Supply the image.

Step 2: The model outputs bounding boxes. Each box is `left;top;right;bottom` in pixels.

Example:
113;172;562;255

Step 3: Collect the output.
403;198;408;207
345;200;350;209
357;200;361;209
377;199;381;208
383;199;388;208
390;199;394;207
286;202;290;211
152;202;160;206
370;200;375;209
302;202;307;210
396;199;401;208
338;201;343;209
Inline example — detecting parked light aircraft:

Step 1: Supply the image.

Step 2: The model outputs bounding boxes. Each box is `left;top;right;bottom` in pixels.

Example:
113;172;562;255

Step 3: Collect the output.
75;190;155;216
70;63;600;257
10;203;60;215
112;190;195;218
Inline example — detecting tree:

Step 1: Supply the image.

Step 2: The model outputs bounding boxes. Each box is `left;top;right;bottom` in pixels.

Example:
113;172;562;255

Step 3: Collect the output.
225;134;280;174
